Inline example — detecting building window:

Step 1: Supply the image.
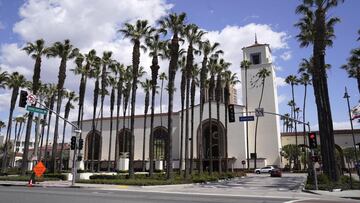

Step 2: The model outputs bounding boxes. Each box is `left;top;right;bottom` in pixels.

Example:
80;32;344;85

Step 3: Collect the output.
250;53;261;65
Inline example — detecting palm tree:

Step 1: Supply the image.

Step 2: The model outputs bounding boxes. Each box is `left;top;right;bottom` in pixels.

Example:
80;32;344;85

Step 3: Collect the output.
183;24;205;178
21;39;48;175
119;20;153;178
145;33;166;177
207;55;219;174
198;40;223;174
71;50;97;148
100;51;112;170
295;0;343;181
47;39;79;172
59;90;78;171
0;68;7;89
12;115;26;166
89;57;102;172
251;68;271;169
110;62;125;169
158;12;187;179
341;48;360;94
1;72;27;172
223;70;239;172
240;60;252;169
43;84;57;166
107;74;117;171
189;64;199;174
121;66;132;159
178;56;186;176
141;79;152;172
159;72;167;125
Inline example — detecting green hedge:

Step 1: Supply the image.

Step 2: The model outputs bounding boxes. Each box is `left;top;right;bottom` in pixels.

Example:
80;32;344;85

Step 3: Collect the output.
82;171;246;185
0;176;58;182
305;174;360;190
43;173;67;180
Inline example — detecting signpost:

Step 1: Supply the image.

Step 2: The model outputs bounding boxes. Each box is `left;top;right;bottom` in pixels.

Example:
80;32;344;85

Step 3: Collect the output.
27;94;37;105
239;116;255;122
26;106;47;114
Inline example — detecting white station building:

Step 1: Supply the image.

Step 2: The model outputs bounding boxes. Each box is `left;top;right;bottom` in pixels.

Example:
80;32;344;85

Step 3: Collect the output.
72;41;282;171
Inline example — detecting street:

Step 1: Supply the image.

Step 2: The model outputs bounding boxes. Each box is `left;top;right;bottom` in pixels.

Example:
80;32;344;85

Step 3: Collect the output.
0;173;357;203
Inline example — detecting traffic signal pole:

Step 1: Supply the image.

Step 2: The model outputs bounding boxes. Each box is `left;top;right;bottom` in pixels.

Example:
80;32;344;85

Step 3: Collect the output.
28;92;81;187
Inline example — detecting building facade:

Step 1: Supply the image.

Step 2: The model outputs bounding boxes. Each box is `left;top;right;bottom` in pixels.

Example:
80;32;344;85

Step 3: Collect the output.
73;41;282;171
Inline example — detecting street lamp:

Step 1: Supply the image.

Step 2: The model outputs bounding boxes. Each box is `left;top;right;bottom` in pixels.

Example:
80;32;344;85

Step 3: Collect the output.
343;86;360;178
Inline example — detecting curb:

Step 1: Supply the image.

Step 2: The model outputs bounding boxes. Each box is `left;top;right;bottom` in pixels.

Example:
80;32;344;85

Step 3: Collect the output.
301;188;320;195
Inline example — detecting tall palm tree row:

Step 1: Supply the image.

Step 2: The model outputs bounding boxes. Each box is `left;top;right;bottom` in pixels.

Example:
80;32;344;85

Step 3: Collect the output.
295;0;343;181
251;68;271;169
47;39;79;173
1;72;27;172
119;20;153;178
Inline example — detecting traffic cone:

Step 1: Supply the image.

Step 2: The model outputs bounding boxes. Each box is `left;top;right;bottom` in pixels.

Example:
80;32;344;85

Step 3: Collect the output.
28;178;33;187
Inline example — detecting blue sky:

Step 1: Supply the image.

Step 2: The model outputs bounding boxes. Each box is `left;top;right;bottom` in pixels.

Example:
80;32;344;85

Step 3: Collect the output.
0;0;359;138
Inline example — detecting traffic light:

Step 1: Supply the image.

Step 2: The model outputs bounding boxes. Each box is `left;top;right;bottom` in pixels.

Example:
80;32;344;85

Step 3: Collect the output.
78;138;84;150
19;90;28;108
308;132;317;149
70;136;76;150
228;104;235;123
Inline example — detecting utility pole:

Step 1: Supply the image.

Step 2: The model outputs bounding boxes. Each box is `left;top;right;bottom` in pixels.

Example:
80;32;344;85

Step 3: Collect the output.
343;87;360;178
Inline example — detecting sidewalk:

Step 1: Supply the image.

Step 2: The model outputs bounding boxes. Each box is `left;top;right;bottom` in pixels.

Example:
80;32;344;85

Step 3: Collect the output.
1;180;359;201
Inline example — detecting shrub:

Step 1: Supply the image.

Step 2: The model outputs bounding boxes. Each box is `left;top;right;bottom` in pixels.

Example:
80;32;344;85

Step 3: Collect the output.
43;173;67;180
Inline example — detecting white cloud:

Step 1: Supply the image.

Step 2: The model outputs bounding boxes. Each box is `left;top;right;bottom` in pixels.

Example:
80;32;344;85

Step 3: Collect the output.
275;76;286;87
280;51;292;61
277;94;287;104
242;15;259;22
206;23;289;73
274;65;283;71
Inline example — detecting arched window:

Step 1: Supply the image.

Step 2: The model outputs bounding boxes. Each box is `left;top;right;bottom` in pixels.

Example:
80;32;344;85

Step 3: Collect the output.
86;130;101;160
118;129;131;157
153;127;168;160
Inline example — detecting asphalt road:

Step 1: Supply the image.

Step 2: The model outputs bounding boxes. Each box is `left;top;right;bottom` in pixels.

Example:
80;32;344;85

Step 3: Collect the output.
0;185;295;203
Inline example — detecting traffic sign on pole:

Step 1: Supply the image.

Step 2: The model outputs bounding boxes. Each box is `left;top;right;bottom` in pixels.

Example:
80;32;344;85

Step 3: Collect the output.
255;108;264;117
239;116;255;122
27;94;37;105
26;106;47;114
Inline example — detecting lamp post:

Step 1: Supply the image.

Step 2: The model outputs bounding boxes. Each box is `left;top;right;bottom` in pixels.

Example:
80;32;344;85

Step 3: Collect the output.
343;87;360;178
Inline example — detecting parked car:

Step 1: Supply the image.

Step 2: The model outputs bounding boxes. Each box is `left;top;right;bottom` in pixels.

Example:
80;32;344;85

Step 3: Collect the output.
254;166;275;174
270;168;282;177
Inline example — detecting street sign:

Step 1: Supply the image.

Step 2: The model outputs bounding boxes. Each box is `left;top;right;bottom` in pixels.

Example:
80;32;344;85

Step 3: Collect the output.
241;160;246;165
27;94;36;105
239;116;255;122
33;161;46;177
255;108;264;117
26;106;47;114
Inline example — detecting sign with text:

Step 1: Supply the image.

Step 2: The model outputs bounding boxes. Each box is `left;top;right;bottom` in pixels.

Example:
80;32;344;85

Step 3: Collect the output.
33;161;46;177
239;116;255;122
26;106;47;115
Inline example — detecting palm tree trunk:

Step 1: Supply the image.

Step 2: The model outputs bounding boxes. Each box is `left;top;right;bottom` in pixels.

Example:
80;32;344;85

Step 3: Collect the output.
190;79;195;175
115;80;123;169
39;113;47;161
179;74;185;176
245;68;250;169
108;87;115;172
254;79;266;170
184;77;190;178
216;98;222;174
21;112;34;175
149;68;159;177
303;84;308;170
142;107;148;172
59;105;70;171
209;99;213;174
91;79;99;172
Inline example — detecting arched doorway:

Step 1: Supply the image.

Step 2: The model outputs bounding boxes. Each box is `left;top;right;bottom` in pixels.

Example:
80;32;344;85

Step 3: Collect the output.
117;128;131;158
197;119;226;172
153;127;168;160
85;130;102;170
